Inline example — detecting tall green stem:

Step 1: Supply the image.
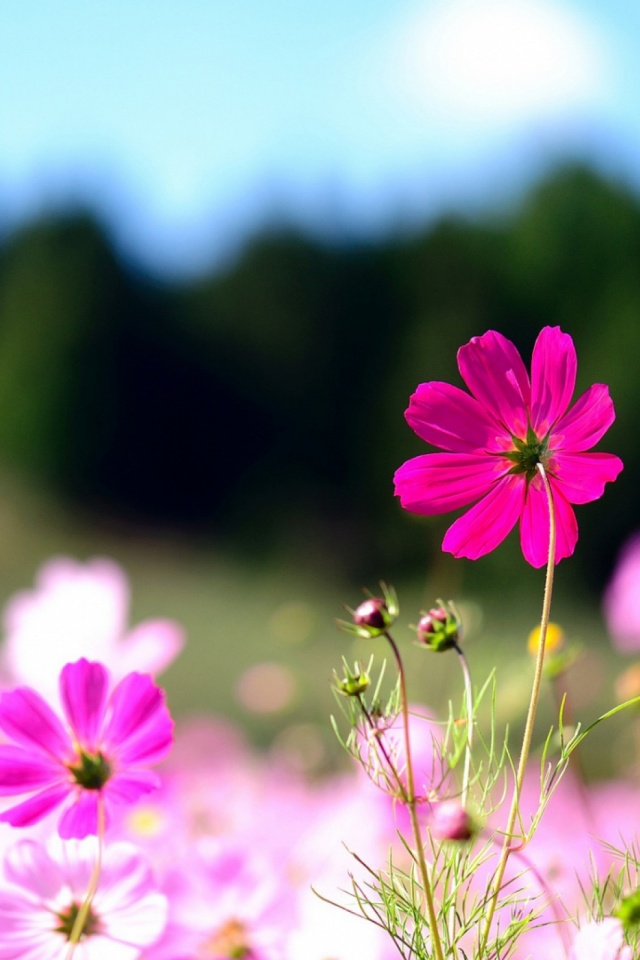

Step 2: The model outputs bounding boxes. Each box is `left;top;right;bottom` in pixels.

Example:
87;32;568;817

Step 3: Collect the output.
478;463;556;957
385;632;446;960
66;798;105;958
453;642;473;809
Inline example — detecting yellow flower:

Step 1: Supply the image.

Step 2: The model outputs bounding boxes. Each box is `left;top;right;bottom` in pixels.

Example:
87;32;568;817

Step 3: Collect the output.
527;622;565;657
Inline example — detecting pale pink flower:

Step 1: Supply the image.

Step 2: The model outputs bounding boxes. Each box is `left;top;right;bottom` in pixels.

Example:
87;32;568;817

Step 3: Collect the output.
144;842;294;960
0;557;184;700
0;836;167;959
394;326;622;566
603;534;640;652
569;918;632;960
0;659;173;838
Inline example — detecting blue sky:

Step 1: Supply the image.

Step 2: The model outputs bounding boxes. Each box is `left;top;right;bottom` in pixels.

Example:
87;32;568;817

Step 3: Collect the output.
2;0;640;275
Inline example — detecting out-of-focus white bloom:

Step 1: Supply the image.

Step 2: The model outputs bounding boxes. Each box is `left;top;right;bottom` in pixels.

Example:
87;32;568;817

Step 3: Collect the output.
569;918;631;960
0;836;168;958
0;556;184;700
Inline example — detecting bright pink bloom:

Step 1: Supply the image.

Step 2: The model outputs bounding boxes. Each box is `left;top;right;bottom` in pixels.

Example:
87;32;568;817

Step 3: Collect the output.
0;837;167;958
394;327;623;566
0;659;173;839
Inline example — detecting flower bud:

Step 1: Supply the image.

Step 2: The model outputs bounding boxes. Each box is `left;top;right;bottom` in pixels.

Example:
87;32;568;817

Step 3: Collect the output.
429;799;475;841
354;597;390;634
416;602;460;652
336;584;399;639
336;666;371;697
615;888;640;929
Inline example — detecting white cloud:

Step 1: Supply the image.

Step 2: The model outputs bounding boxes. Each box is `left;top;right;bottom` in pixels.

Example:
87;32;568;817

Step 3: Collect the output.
387;0;612;132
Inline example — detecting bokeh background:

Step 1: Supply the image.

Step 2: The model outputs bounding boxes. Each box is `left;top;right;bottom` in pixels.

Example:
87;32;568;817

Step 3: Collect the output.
1;0;639;777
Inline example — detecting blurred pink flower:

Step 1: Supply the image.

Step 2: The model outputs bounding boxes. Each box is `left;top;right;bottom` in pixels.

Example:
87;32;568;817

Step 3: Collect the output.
0;658;173;838
144;842;294;960
603;534;640;652
569;918;631;960
0;557;184;700
394;326;622;566
0;836;167;958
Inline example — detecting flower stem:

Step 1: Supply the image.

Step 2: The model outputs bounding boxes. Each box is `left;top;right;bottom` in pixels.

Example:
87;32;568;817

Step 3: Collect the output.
385;631;445;960
66;798;105;958
478;463;556;957
453;641;473;809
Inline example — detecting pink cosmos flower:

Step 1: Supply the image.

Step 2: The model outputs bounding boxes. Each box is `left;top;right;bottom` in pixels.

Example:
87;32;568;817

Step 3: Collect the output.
0;556;185;700
603;533;640;652
394;326;623;566
0;658;173;839
0;836;168;959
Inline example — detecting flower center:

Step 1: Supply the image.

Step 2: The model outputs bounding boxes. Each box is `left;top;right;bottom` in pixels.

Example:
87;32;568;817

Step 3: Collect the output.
503;426;550;480
198;918;255;958
67;749;112;790
54;900;101;940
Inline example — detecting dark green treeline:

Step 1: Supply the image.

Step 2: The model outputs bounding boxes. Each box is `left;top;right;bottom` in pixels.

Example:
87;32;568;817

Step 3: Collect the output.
0;164;636;590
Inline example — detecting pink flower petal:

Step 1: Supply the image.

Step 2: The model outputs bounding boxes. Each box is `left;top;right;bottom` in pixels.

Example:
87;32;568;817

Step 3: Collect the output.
106;770;160;804
0;747;62;794
457;330;531;437
0;783;69;828
3;840;64;899
58;791;102;839
442;474;523;560
551;383;616;452
0;688;72;759
393;453;507;515
405;381;504;453
103;673;173;765
551;452;624;504
520;477;579;567
60;659;109;750
530;326;577;435
118;619;185;677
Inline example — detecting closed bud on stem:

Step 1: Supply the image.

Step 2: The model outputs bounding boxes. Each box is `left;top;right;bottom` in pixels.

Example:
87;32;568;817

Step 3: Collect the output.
429;799;476;841
338;583;399;639
614;888;640;930
416;601;460;652
335;663;371;697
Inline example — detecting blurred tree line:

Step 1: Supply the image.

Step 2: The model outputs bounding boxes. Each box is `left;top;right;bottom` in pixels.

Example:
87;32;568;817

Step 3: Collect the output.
0;163;636;591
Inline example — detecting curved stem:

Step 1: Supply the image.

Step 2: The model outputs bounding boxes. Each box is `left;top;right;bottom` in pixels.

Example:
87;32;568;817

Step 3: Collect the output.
66;797;105;958
453;642;473;809
478;463;556;957
357;694;408;801
385;631;445;960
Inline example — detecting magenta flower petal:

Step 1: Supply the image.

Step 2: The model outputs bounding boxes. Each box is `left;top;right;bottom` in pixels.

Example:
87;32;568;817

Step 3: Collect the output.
457;330;531;436
520;479;579;567
0;659;172;838
394;453;507;515
552;383;616;451
60;658;109;750
58;791;101;839
442;474;523;560
405;381;503;453
106;770;161;804
551;452;624;504
0;783;70;828
530;326;577;434
396;326;621;567
0;687;72;759
102;673;173;765
0;746;62;793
